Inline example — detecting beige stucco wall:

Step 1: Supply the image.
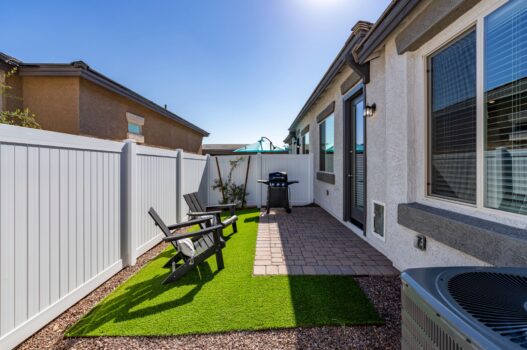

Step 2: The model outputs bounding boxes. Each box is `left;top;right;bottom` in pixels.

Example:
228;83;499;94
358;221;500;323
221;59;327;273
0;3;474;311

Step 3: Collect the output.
3;69;24;111
2;71;204;153
79;79;203;153
22;76;81;134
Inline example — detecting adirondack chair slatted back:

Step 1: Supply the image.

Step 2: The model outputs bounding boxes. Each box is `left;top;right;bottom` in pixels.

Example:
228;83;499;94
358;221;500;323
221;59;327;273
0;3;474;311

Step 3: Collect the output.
148;208;172;236
184;192;205;212
147;207;225;284
183;191;239;234
148;207;180;251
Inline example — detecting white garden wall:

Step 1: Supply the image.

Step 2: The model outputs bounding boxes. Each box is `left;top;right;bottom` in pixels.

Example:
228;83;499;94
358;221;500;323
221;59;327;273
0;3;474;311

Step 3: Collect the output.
134;145;179;257
0;124;314;349
180;152;209;220
207;154;313;208
0;125;123;350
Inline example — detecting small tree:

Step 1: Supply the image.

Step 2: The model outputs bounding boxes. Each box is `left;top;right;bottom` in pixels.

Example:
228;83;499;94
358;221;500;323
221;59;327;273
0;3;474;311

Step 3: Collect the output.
0;67;40;129
212;157;248;208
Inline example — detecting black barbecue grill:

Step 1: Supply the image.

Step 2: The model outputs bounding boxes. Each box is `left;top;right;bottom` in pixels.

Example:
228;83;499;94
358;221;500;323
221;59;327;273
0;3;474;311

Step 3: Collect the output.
257;172;298;213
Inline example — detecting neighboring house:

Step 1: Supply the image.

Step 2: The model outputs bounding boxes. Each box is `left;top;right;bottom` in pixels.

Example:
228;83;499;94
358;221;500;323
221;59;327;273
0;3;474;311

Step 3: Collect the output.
0;53;208;153
202;144;249;156
285;0;527;271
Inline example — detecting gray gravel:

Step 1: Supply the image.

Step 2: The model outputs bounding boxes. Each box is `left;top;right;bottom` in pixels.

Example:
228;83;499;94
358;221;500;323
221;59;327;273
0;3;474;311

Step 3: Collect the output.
18;243;401;350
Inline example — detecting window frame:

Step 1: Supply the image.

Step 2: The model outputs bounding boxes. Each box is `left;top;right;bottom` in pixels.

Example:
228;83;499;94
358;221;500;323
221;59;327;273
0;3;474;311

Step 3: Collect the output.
423;0;527;219
318;113;335;173
128;122;142;135
301;128;309;155
426;26;478;205
126;112;145;143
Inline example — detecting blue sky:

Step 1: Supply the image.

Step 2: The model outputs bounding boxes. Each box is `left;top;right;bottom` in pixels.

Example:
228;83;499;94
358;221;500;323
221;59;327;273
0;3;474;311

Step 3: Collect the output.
3;0;389;145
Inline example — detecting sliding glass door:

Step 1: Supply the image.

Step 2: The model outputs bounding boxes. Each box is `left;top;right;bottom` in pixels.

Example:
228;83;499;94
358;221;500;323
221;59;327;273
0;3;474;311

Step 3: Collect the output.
345;91;365;228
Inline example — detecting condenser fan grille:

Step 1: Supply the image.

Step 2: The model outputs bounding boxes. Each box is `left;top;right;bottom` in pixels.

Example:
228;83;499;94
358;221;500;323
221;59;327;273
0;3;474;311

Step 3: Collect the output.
447;272;527;348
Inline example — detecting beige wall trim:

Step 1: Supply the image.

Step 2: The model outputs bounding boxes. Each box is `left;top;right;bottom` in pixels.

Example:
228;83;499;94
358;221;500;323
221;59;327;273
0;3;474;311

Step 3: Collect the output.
127;132;144;143
301;125;310;135
317;172;335;184
354;0;420;64
340;72;362;95
126;112;145;125
316;101;336;123
395;0;482;54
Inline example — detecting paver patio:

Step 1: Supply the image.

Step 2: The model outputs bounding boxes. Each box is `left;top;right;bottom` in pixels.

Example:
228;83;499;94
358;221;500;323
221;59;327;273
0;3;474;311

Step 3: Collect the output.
254;206;398;276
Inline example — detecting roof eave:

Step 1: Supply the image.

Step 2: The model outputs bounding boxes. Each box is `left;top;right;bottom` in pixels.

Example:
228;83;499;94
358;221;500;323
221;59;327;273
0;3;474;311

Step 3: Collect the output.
354;0;421;64
18;63;210;136
287;21;373;133
286;32;358;132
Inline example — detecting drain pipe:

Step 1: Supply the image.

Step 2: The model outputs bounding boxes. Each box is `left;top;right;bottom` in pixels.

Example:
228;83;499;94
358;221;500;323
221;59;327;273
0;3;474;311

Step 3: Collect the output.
344;21;372;84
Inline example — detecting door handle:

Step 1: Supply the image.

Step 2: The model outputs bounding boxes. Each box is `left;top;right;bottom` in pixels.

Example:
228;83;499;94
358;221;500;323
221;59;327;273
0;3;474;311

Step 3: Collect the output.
348;174;353;178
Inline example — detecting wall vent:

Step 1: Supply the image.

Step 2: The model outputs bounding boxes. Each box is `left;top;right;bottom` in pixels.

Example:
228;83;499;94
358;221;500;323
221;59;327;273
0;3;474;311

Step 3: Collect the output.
373;201;385;239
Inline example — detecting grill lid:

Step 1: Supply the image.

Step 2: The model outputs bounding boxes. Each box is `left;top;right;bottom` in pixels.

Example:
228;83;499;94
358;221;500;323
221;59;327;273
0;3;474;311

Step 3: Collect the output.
269;171;288;182
447;272;527;348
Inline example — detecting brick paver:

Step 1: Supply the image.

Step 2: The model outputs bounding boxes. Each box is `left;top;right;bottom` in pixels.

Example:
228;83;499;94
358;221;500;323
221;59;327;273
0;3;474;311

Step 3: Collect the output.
253;207;398;276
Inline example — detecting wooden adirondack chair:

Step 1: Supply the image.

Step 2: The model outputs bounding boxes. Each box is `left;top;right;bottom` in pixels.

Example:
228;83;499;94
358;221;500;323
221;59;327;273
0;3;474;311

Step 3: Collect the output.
183;192;238;234
148;207;225;285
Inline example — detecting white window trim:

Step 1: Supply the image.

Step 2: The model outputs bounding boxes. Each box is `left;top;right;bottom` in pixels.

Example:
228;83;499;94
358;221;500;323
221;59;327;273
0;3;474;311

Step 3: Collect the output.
421;0;527;223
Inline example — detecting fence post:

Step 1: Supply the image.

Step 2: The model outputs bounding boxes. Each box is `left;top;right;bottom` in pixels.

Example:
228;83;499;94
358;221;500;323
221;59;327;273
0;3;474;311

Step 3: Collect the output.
256;153;263;208
309;152;315;203
204;154;211;206
122;140;138;266
175;149;183;223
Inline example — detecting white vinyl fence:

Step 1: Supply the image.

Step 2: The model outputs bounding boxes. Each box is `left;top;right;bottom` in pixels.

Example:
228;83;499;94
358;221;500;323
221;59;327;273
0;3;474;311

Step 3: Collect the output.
0;126;123;350
207;154;313;208
0;125;312;349
180;152;209;219
0;126;207;349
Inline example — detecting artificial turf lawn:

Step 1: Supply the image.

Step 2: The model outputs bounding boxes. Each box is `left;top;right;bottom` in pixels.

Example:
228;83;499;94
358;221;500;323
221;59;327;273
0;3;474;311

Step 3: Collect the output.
66;209;382;337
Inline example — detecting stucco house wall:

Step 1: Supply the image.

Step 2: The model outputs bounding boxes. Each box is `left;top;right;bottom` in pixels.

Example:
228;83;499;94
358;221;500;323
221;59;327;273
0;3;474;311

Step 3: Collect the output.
293;64;359;220
79;79;204;152
22;76;81;134
0;63;205;153
363;0;526;270
3;72;24;111
286;0;527;271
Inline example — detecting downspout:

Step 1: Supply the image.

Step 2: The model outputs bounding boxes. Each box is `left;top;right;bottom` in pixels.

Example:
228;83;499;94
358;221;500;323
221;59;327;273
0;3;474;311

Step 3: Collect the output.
344;21;371;84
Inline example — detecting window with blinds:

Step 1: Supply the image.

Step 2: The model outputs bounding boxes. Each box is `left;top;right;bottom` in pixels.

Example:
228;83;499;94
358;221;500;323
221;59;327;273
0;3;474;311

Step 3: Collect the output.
319;114;334;173
429;30;477;204
485;0;527;215
301;131;309;154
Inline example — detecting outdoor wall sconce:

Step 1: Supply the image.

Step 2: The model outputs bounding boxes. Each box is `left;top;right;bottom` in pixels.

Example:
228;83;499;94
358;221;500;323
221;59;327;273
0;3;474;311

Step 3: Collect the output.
364;103;376;118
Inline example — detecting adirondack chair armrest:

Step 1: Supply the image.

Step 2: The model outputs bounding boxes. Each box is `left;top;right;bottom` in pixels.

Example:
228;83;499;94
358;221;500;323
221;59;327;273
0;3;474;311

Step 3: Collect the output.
166;217;211;231
187;211;221;224
187;210;221;216
162;225;223;242
206;203;236;215
206;203;235;210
